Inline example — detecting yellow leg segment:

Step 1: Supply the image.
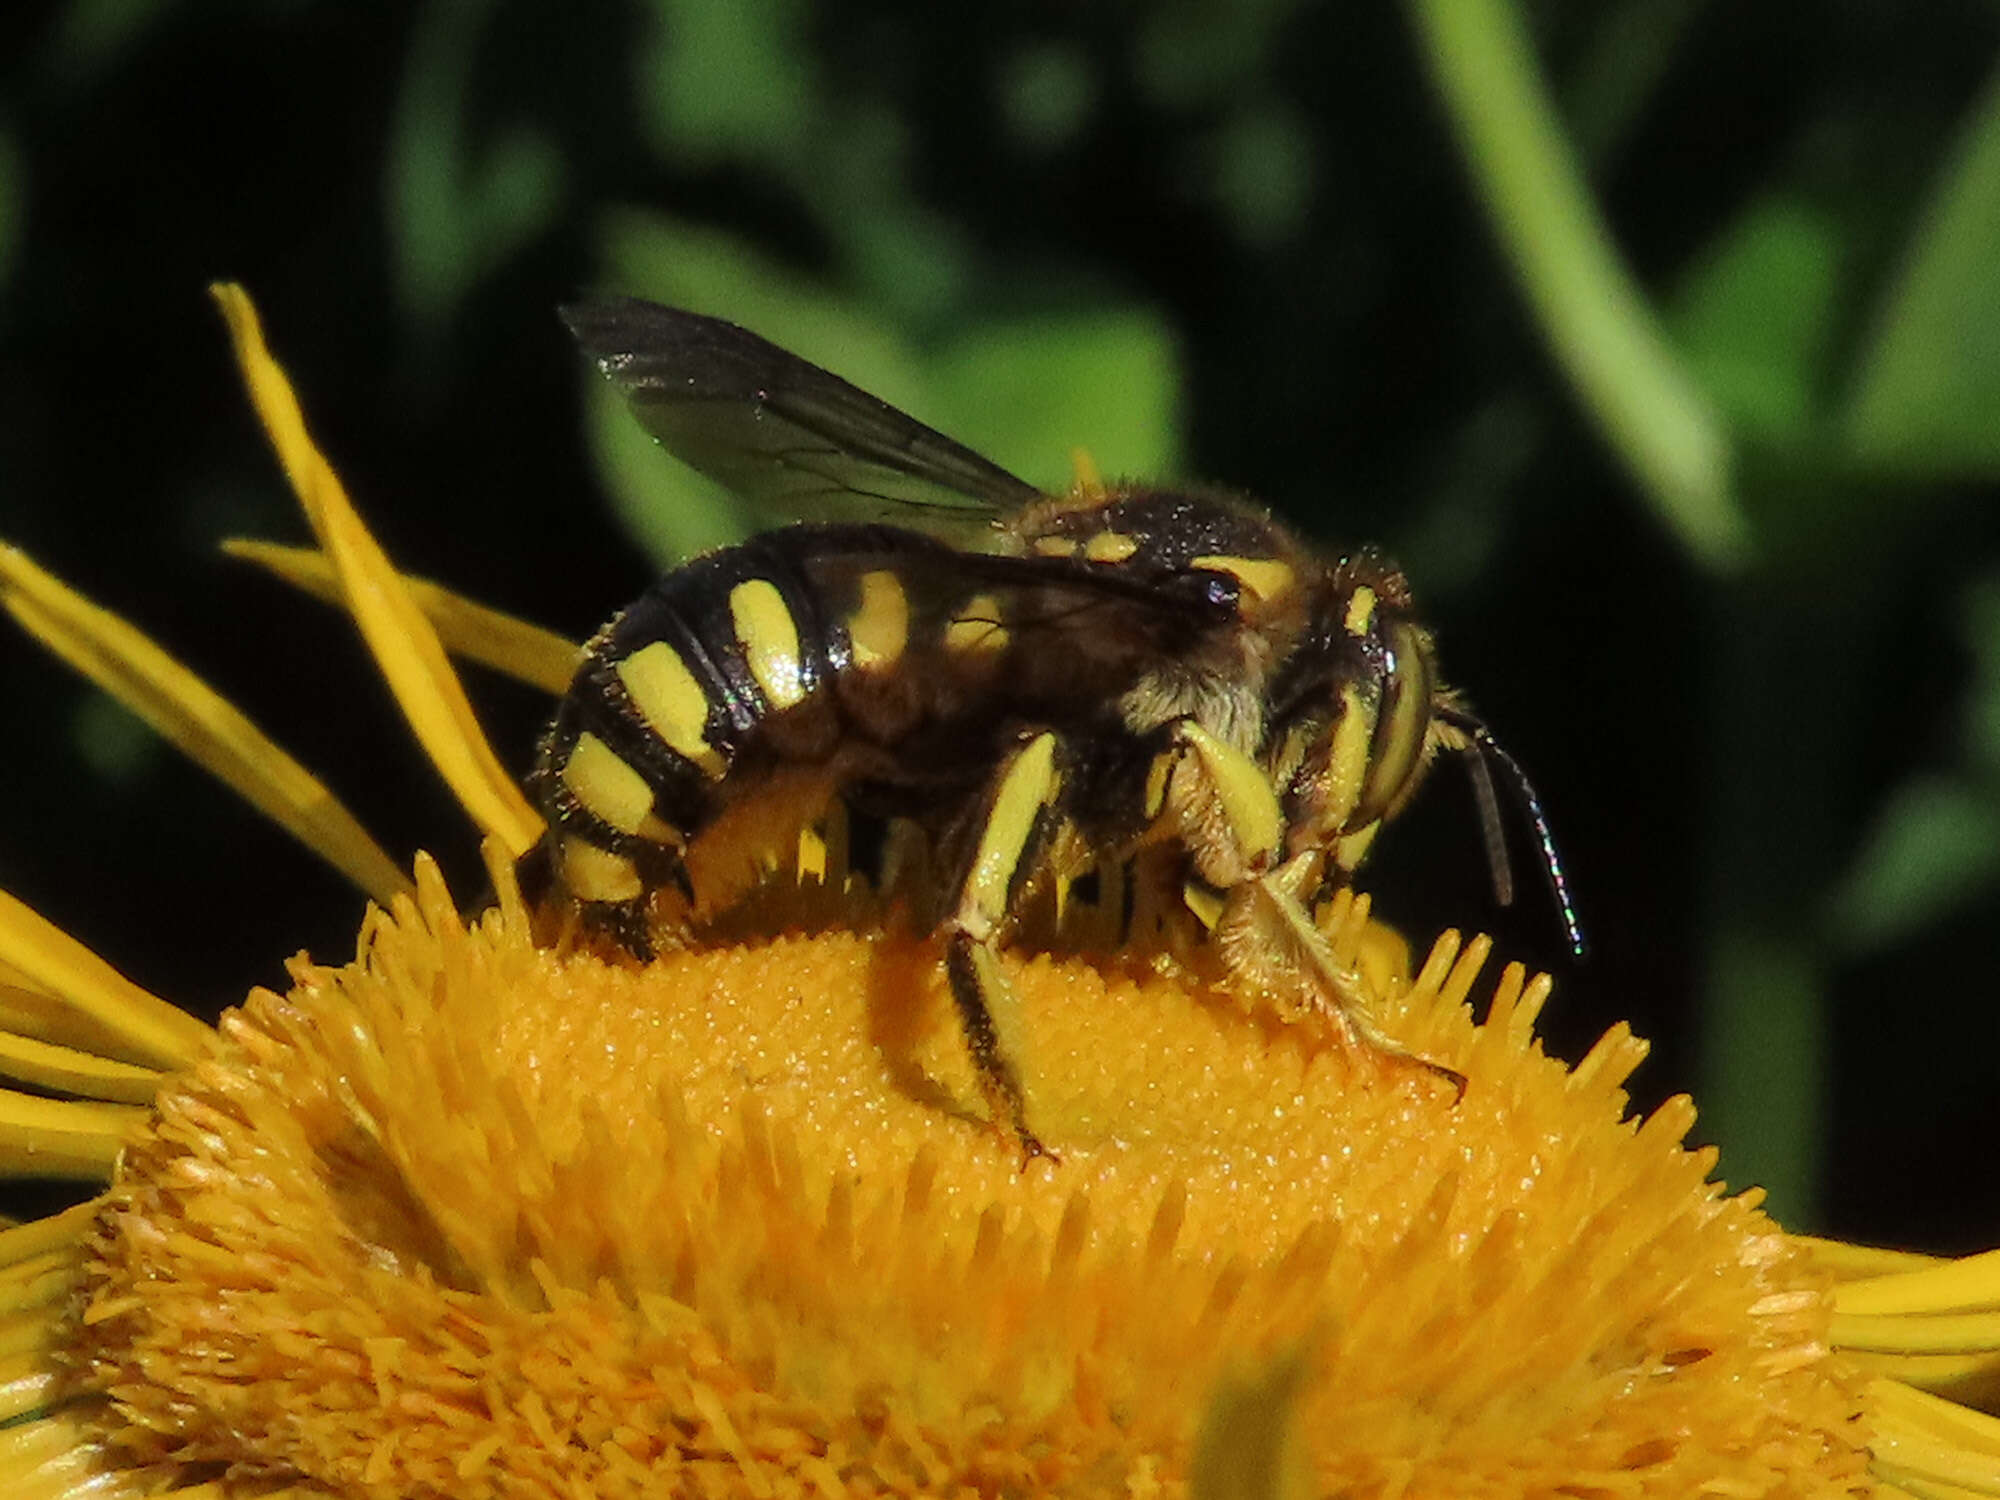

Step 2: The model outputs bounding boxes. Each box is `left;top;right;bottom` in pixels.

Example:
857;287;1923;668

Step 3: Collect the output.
1149;720;1284;887
943;732;1062;1160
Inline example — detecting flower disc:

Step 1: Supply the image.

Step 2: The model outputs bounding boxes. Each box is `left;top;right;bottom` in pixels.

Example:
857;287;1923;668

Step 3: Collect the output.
64;862;1867;1498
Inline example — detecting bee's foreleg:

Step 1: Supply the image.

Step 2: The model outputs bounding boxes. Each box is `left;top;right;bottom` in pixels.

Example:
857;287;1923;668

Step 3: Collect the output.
1143;719;1285;888
1142;721;1464;1098
938;729;1065;1163
1213;864;1463;1097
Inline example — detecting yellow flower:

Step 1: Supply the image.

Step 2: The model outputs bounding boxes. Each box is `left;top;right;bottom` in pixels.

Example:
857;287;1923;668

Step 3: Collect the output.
0;285;1994;1498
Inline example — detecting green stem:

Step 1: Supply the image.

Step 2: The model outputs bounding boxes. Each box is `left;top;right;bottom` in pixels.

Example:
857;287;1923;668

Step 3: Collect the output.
1407;0;1748;572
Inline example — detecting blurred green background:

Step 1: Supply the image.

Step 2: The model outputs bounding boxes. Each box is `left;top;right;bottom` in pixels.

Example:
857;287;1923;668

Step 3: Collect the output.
1;0;1997;1245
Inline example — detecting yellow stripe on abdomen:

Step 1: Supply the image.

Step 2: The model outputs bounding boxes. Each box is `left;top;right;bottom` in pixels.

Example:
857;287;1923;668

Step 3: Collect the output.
562;731;653;834
617;640;727;778
562;731;684;847
560;837;644;903
847;570;909;670
729;578;807;710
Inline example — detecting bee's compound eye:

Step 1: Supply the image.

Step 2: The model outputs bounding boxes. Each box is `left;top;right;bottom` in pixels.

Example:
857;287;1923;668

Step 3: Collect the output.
1354;618;1435;827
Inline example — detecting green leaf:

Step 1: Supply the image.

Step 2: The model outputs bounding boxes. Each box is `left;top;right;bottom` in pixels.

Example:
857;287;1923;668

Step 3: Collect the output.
1135;0;1294;111
930;311;1181;493
1559;0;1708;166
1830;775;2000;953
636;0;811;166
1668;195;1841;447
1829;567;2000;952
1209;103;1315;249
45;0;182;79
388;0;564;330
1408;0;1747;572
998;41;1097;151
1845;61;2000;476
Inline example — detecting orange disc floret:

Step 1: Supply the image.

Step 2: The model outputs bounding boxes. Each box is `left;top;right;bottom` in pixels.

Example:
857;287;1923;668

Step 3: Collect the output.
60;855;1870;1499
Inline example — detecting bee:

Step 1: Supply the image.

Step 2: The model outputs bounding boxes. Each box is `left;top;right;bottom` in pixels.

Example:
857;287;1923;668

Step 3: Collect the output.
535;297;1579;1159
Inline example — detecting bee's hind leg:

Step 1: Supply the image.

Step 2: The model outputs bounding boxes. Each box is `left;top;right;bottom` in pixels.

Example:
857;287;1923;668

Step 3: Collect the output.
942;934;1047;1163
936;729;1067;1164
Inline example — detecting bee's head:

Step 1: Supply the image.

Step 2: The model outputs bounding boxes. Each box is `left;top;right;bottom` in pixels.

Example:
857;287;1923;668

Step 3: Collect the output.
1264;548;1585;956
1262;549;1448;870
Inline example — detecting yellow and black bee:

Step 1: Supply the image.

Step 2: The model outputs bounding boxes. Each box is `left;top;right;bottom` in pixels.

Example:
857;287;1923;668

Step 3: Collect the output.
535;297;1578;1158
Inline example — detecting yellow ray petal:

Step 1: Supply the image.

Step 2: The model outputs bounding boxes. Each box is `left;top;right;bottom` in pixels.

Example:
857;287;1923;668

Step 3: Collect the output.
0;1311;61;1361
0;1414;114;1500
0;1246;73;1293
222;538;581;695
210;283;543;858
0;1205;94;1270
0;1256;81;1338
1872;1470;2000;1500
1868;1379;2000;1493
1840;1249;2000;1319
0;1351;53;1424
1852;1350;2000;1401
1873;1476;1998;1500
1837;1312;2000;1358
0;889;208;1070
1797;1233;1948;1280
0;1087;138;1179
0;981;178;1074
0;546;411;909
0;1028;161;1106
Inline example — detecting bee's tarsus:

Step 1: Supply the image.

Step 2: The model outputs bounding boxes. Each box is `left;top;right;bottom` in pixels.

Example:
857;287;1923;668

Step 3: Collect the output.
1424;1058;1470;1104
1014;1128;1058;1169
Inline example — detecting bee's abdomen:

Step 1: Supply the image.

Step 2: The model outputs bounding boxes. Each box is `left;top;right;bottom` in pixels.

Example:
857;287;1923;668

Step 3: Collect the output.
534;526;948;909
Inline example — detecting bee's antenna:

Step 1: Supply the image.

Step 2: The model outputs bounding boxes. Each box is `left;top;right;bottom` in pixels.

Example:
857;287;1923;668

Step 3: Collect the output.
1462;739;1514;910
1440;707;1586;959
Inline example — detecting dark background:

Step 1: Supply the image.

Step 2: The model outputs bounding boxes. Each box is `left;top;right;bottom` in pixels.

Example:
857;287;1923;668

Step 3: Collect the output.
2;1;1997;1247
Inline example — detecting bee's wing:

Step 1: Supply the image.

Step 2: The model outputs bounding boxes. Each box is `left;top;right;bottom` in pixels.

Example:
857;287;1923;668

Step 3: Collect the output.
563;299;1042;538
799;544;1242;670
